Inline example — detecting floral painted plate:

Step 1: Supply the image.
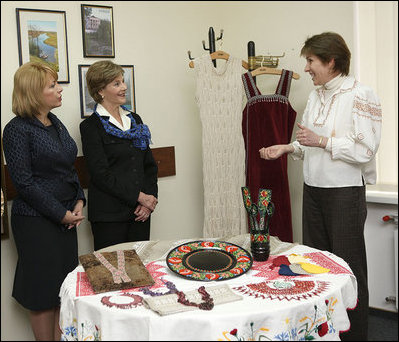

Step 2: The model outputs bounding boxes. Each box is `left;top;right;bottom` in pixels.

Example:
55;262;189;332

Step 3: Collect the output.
166;240;253;281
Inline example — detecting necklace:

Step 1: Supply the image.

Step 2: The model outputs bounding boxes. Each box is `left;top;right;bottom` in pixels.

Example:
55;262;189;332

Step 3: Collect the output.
141;279;214;310
176;286;214;310
101;292;143;309
141;279;178;296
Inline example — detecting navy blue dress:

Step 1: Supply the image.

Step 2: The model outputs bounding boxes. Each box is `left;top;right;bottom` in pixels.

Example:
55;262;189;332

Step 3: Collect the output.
3;113;85;311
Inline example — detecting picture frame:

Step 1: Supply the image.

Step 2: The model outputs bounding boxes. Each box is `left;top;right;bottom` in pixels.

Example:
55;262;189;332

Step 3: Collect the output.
81;4;115;58
78;64;136;118
16;8;70;83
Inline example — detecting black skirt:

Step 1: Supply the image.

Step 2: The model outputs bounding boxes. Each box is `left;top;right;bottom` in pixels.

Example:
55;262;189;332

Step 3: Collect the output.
11;214;78;311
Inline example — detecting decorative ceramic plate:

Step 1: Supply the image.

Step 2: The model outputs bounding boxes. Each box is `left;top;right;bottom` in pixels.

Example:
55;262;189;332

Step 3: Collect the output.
166;240;253;281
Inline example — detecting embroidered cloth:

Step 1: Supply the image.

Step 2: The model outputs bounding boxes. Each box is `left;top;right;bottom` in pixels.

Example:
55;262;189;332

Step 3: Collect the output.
79;249;154;293
290;76;382;187
143;284;242;316
60;235;357;341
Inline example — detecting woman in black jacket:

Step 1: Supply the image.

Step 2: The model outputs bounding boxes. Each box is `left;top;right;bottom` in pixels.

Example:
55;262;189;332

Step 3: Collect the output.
3;62;85;340
80;60;158;251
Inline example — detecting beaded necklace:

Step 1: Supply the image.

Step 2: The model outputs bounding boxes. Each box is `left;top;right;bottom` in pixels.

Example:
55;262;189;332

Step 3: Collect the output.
141;279;214;310
101;293;143;309
176;286;214;310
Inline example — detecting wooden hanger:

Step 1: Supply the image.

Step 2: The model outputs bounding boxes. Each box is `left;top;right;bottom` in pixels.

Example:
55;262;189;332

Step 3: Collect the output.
251;66;300;80
189;50;249;69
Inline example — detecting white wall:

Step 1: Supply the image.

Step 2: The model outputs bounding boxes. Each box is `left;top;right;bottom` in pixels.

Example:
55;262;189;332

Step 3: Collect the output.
1;1;397;341
355;1;398;184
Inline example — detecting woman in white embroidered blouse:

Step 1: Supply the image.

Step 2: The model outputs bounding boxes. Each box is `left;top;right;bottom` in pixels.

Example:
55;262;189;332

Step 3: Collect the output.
259;32;382;341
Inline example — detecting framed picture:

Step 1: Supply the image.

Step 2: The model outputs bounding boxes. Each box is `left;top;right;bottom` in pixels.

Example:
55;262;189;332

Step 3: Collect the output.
81;4;115;57
16;8;70;83
78;64;136;118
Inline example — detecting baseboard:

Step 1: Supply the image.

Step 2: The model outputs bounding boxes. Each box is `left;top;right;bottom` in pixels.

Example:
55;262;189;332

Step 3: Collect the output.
369;307;398;319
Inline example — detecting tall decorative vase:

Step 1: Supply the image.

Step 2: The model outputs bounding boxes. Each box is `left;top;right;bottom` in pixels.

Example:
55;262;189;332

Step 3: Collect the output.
241;187;274;262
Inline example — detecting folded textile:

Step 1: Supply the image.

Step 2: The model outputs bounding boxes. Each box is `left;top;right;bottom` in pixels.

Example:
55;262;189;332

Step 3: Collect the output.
143;284;242;316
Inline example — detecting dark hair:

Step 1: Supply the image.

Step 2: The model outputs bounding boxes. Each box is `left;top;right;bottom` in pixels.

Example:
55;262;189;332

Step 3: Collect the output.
300;32;351;75
86;60;124;103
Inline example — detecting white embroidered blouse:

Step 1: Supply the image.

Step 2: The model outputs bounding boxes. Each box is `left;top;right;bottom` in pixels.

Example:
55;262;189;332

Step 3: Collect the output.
291;75;382;187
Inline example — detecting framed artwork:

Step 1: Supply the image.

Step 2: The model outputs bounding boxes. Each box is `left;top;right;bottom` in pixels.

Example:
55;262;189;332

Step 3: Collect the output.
16;8;70;83
81;4;115;57
78;64;136;118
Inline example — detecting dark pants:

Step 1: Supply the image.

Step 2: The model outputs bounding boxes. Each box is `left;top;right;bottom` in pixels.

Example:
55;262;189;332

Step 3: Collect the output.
91;219;151;251
302;183;368;341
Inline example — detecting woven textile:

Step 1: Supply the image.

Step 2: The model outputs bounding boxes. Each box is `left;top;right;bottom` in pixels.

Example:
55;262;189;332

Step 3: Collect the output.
194;54;247;238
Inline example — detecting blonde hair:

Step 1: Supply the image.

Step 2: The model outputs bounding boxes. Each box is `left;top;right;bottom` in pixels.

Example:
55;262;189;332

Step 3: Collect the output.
12;62;58;118
86;60;124;103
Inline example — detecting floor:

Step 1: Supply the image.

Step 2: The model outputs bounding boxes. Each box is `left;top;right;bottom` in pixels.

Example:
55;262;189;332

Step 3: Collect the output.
368;308;398;341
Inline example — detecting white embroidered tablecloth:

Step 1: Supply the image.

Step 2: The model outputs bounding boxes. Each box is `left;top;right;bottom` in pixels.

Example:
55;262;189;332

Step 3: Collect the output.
59;234;357;341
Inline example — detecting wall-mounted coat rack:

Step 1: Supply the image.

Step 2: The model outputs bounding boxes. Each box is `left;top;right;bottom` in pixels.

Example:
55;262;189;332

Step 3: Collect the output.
187;27;223;67
203;27;223;67
248;41;286;70
248;41;256;82
247;41;299;83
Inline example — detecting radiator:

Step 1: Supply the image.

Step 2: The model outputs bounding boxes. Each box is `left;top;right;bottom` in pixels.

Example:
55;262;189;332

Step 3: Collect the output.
383;214;398;310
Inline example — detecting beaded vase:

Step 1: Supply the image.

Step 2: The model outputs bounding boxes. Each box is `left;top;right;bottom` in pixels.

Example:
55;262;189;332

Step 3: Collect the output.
241;187;274;262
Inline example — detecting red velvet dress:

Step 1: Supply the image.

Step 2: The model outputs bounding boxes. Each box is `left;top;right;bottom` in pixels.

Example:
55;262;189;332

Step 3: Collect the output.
242;70;296;242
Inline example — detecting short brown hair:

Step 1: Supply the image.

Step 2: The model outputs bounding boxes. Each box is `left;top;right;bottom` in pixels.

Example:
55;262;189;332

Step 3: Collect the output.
12;62;58;118
86;60;124;103
300;32;351;75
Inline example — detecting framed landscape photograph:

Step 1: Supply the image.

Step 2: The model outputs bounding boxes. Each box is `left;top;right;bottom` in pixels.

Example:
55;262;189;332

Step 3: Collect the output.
81;4;115;57
78;64;135;118
16;8;70;83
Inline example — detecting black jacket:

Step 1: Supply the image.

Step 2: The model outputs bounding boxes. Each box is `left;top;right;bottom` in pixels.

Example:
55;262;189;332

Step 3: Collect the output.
3;113;86;223
80;112;158;222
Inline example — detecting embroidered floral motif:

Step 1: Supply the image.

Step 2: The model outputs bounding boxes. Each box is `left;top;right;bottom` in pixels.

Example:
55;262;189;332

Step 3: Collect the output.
62;320;101;341
313;94;338;127
232;280;330;301
218;298;337;340
353;96;382;122
167;241;252;281
313;80;358;127
357;133;365;141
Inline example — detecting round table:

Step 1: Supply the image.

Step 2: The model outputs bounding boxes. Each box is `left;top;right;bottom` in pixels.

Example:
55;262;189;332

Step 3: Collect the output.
59;234;357;341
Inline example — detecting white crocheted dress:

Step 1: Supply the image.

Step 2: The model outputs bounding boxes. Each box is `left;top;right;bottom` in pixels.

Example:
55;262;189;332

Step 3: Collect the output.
194;54;247;238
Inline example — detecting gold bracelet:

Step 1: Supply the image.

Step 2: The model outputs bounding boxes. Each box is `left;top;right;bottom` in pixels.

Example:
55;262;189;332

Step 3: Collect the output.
318;136;323;146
